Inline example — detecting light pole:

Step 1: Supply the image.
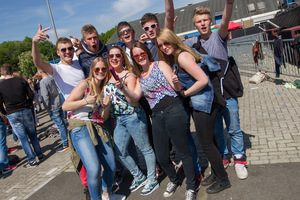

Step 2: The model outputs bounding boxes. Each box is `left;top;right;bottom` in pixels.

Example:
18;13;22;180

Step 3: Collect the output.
46;0;58;42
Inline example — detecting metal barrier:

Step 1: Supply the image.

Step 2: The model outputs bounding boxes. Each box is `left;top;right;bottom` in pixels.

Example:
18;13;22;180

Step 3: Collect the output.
228;33;300;77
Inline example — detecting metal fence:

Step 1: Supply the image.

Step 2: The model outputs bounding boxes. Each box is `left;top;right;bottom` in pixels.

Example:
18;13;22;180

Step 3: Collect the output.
228;33;300;77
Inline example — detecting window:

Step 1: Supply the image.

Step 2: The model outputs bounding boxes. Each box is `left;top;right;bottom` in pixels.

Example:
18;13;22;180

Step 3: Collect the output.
247;3;256;12
257;2;266;10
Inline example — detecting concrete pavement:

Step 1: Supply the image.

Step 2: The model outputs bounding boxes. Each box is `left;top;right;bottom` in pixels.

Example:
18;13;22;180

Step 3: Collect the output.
1;69;300;200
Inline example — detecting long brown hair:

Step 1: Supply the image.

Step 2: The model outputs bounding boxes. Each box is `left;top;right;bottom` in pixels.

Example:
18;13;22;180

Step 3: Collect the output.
86;57;109;104
108;46;140;76
130;42;154;77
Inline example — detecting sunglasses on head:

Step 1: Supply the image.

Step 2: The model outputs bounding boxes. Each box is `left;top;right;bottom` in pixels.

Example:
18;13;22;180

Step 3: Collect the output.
158;42;171;50
119;28;132;37
109;54;122;59
60;47;74;53
94;67;107;73
143;23;158;32
133;52;147;61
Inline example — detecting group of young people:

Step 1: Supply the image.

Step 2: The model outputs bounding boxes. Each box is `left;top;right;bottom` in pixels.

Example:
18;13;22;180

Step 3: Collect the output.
28;0;249;200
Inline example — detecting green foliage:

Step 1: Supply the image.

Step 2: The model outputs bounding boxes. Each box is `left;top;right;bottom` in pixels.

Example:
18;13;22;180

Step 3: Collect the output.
0;37;58;72
99;26;117;45
18;51;35;77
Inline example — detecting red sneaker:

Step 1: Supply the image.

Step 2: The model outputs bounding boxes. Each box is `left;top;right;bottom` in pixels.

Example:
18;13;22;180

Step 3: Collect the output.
7;148;18;154
223;159;229;170
2;165;17;174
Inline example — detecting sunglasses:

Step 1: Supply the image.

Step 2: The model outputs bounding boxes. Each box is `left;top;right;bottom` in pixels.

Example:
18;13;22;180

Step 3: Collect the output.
143;23;158;32
60;47;74;53
109;54;122;59
158;42;171;50
94;67;107;73
133;52;147;61
119;28;132;37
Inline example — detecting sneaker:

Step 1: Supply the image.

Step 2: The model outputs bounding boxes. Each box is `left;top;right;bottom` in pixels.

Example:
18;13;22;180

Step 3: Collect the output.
83;187;91;200
114;170;124;186
102;194;126;200
185;189;196;200
23;161;38;168
163;182;178;198
223;159;229;169
38;154;46;161
234;155;248;180
129;175;147;192
235;163;248;180
206;180;231;194
156;165;163;178
36;123;40;127
2;165;17;174
56;146;69;152
195;174;202;191
7;148;18;154
201;173;216;186
141;179;159;196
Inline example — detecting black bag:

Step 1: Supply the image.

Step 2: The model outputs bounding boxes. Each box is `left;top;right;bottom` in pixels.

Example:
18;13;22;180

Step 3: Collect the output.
192;36;243;100
9;154;20;165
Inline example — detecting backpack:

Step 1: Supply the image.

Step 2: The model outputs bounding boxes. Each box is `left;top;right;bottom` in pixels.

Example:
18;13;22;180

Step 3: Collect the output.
192;36;243;100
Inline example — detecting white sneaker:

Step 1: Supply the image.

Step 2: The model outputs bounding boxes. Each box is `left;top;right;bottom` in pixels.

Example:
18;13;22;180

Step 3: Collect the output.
235;163;248;180
163;182;178;197
102;194;126;200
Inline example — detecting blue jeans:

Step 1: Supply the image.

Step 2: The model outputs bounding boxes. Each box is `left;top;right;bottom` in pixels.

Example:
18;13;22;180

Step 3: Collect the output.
214;97;245;156
59;93;67;119
114;110;156;181
7;109;43;162
34;93;42;110
70;126;116;200
48;108;68;147
0;118;8;170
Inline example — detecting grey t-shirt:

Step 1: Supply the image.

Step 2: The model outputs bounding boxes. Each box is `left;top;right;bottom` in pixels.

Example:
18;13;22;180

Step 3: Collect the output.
40;76;62;111
184;31;229;61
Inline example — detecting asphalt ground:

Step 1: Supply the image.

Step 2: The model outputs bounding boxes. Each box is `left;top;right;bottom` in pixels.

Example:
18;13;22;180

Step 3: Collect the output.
1;69;300;200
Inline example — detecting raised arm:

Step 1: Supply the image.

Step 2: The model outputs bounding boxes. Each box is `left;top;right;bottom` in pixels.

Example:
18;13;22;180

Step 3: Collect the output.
218;0;235;40
32;24;53;75
164;0;175;30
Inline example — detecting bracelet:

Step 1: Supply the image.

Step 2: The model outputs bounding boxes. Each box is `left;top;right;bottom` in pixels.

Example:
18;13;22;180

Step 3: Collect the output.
84;99;88;104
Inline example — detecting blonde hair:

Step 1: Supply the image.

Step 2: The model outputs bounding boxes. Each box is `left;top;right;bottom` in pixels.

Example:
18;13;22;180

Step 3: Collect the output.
156;28;203;66
81;24;98;39
108;46;140;76
86;57;109;104
193;6;212;24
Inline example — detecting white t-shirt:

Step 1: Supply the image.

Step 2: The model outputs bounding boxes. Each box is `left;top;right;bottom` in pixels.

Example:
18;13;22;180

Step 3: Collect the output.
50;60;85;99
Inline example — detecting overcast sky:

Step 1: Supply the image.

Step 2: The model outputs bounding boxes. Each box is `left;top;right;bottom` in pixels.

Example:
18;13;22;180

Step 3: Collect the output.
0;0;205;44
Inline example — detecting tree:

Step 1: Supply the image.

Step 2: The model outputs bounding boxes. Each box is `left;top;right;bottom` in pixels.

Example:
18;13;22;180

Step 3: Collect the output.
99;26;117;45
18;51;47;77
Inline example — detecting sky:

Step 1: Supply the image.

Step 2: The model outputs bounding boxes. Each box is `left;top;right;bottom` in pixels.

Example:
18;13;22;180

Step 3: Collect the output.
0;0;204;44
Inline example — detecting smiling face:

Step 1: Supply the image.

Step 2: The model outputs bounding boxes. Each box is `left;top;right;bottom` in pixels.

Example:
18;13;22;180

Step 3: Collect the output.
83;31;100;53
193;14;212;39
156;38;175;56
92;61;108;81
132;47;150;67
143;20;160;40
108;48;123;69
119;26;135;44
56;42;74;65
